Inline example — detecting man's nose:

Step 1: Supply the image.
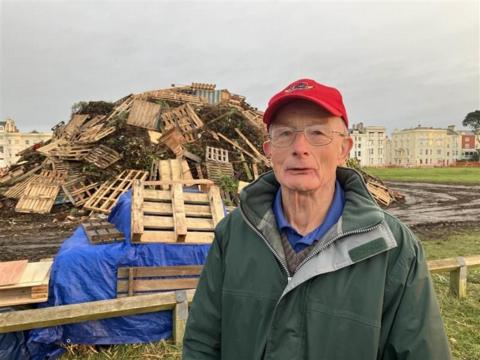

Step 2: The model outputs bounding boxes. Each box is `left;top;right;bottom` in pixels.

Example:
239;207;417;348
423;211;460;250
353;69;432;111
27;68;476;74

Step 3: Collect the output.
291;131;310;154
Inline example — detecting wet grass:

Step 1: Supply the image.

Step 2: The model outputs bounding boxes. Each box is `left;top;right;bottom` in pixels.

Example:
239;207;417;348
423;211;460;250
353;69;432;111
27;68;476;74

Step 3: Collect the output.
60;226;480;360
416;225;480;360
365;167;480;184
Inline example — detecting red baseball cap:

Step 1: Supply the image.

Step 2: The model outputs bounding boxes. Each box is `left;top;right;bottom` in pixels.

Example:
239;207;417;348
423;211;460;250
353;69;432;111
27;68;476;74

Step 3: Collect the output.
263;79;349;129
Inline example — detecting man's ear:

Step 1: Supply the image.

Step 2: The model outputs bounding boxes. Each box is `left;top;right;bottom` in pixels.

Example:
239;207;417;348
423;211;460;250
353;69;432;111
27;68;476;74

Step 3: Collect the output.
263;141;271;158
337;137;353;166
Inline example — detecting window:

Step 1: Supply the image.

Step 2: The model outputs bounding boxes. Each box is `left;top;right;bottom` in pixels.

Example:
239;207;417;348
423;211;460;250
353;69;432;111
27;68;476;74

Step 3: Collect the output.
0;146;3;153
357;151;361;157
420;159;423;164
25;140;30;145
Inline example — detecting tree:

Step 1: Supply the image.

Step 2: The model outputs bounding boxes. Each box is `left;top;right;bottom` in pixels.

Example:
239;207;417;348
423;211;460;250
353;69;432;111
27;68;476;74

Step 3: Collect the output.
463;110;480;132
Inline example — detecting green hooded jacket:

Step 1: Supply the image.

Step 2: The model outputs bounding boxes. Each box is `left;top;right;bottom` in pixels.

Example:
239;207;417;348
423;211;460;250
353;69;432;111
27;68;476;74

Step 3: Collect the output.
183;167;451;359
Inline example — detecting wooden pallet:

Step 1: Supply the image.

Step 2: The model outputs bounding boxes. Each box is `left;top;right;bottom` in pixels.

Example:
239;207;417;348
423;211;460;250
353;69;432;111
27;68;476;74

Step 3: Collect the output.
0;260;28;286
158;127;185;157
116;265;202;297
75;124;116;144
0;260;52;307
127;99;162;130
83;169;148;214
51;144;94;161
206;146;229;163
82;219;125;244
4;175;42;199
139;89;207;106
61;114;89;139
149;159;193;189
15;182;61;214
84;145;122;169
206;161;234;183
62;176;100;207
36;139;68;156
367;180;393;207
131;180;224;244
160;103;204;143
191;82;216;91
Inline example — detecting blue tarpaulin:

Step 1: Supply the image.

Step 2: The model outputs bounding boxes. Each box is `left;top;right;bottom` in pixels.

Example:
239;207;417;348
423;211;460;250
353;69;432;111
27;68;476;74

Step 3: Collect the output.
24;189;212;359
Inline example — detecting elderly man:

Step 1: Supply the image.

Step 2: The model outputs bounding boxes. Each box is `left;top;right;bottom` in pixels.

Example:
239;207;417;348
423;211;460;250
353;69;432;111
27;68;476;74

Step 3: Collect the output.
183;79;451;359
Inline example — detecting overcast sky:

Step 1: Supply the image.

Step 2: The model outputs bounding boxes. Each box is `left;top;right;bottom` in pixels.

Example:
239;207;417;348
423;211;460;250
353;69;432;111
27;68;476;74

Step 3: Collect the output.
1;0;479;136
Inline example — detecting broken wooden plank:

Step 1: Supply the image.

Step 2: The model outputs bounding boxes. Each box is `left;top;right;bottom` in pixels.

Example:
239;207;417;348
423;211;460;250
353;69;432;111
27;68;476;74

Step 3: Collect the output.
62;177;100;207
234;127;271;166
158;127;186;157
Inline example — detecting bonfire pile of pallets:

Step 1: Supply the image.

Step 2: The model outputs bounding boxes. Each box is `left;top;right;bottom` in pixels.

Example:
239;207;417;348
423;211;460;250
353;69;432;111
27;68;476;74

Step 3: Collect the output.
0;82;269;215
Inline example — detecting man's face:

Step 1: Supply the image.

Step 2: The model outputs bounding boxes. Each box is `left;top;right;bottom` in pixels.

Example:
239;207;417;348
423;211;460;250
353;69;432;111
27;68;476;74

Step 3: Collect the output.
263;100;353;193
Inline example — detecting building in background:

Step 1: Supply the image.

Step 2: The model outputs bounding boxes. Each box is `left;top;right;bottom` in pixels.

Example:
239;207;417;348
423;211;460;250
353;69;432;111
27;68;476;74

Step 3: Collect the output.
0;118;52;168
349;123;387;167
388;125;460;167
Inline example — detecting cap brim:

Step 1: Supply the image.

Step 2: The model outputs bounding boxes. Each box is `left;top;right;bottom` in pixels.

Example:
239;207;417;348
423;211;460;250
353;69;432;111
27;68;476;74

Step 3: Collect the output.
264;94;344;127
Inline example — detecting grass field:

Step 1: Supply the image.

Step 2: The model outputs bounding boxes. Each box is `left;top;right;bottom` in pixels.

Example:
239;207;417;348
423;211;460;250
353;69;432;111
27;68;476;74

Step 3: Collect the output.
61;226;480;360
364;167;480;184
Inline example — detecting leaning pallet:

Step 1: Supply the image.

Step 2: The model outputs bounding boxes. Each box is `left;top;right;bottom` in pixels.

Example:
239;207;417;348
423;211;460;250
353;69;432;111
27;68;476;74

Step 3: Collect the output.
62;176;100;207
131;179;224;244
149;159;193;190
84;145;122;169
83;169;148;214
127;99;162;130
0;259;53;307
15;170;68;213
82;219;125;244
160;103;204;142
116;265;203;297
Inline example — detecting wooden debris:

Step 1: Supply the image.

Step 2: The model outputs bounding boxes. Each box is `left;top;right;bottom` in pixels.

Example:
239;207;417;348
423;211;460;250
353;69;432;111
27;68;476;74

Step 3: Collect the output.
127;99;162;130
160;103;204;143
149;159;193;189
139;89;207;106
50;143;94;161
84;145;122;169
0;260;28;286
206;146;229;163
206;161;234;183
366;180;393;207
15;182;61;214
36;139;68;156
234;127;271;166
116;265;203;297
82;219;125;244
0;260;53;307
62;176;100;207
83;169;148;214
61;114;89;140
75;124;116;144
131;179;224;244
158;127;186;157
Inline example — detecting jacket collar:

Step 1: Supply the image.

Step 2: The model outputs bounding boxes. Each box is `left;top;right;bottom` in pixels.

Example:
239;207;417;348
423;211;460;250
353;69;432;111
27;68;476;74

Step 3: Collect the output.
239;167;384;234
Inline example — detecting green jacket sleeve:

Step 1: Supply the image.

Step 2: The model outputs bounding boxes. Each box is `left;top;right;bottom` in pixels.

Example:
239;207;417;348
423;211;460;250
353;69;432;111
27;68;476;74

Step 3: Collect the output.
380;231;451;360
183;230;224;359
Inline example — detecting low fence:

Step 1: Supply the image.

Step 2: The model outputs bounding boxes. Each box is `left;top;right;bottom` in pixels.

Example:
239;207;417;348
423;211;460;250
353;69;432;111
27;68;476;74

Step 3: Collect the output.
427;255;480;299
1;256;479;343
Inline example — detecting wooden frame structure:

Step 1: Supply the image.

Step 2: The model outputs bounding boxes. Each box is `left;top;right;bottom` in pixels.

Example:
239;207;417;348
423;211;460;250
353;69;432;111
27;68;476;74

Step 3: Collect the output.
116;265;202;297
149;159;193;188
62;176;100;207
131;179;224;244
160;103;204;143
84;169;148;214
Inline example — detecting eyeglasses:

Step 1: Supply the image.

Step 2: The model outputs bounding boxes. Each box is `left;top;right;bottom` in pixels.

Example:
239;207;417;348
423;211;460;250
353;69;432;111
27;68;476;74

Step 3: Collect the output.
269;125;348;148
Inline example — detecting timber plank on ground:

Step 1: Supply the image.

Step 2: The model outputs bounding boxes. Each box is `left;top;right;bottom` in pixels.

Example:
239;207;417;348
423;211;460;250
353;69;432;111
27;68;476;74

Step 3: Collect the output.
0;260;28;286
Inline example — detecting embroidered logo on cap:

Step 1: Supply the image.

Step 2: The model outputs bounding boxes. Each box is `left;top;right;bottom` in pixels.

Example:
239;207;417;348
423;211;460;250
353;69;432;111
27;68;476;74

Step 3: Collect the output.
284;82;313;93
